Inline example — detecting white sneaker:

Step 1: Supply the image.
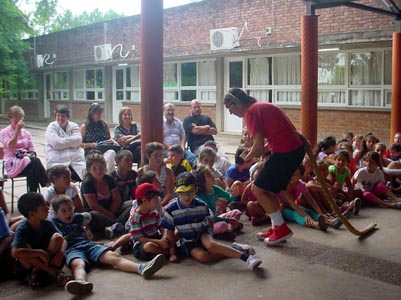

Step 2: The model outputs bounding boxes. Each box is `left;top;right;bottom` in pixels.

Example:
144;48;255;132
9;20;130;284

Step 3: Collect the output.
232;242;256;255
246;255;262;270
140;254;165;279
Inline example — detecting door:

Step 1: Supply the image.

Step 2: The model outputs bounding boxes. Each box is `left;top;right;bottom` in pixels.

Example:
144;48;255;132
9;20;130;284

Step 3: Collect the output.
224;59;244;133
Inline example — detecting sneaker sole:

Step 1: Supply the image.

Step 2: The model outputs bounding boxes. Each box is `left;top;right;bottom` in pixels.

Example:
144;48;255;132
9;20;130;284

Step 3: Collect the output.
250;260;262;270
353;198;362;215
65;280;93;295
232;243;256;255
142;254;165;279
264;232;293;246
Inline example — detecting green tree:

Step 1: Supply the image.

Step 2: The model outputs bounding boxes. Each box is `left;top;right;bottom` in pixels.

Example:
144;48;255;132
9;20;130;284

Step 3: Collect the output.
50;8;125;32
0;0;32;93
31;0;58;35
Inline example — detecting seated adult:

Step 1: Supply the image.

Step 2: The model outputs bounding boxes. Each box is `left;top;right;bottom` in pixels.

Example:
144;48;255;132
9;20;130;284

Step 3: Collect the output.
183;99;217;156
80;103;120;174
45;105;86;181
113;106;141;164
0;106;49;192
163;103;196;165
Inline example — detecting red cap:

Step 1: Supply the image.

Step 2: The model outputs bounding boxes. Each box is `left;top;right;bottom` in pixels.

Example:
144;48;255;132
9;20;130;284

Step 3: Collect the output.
135;183;160;200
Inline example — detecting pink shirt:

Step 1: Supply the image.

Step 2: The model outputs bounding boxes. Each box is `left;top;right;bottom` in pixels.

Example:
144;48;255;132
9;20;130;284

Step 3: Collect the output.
0;125;34;177
244;102;302;153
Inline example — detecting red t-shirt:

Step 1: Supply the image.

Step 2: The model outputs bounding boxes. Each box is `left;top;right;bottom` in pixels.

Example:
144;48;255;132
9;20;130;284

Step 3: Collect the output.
244;102;302;153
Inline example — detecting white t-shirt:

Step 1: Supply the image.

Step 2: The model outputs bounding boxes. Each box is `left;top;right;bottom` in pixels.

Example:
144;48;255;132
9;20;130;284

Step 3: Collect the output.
44;184;79;218
353;167;385;192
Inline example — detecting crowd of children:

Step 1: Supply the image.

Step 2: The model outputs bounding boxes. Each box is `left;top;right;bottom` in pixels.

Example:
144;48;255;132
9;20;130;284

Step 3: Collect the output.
2;124;401;295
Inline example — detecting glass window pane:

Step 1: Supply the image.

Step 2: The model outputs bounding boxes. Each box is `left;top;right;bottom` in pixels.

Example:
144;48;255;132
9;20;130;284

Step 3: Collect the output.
350;52;382;85
248;90;271;102
181;90;196;101
318;91;346;104
126;67;131;87
248;57;271;85
96;70;103;88
200;90;216;101
181;62;196;86
384;50;392;85
74;70;84;89
198;61;216;86
86;70;95;88
318;53;345;85
126;91;131;100
350;90;382;106
229;61;243;88
276;91;301;102
273;55;301;85
86;91;95;100
117;91;124;100
116;69;124;90
164;63;178;87
164;91;179;101
131;65;140;87
385;90;391;106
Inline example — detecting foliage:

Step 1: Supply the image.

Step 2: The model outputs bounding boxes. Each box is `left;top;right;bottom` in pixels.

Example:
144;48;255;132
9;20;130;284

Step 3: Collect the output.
31;0;58;35
0;0;32;93
49;8;125;33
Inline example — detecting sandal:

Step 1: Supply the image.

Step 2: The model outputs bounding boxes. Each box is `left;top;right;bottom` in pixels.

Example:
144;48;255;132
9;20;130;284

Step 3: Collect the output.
54;270;73;287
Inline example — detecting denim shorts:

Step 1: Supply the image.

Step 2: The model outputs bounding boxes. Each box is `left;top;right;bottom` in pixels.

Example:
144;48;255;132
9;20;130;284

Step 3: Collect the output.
66;241;109;269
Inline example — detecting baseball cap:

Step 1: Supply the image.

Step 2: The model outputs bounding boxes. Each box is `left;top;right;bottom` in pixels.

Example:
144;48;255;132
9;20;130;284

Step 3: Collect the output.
135;183;160;200
175;172;197;193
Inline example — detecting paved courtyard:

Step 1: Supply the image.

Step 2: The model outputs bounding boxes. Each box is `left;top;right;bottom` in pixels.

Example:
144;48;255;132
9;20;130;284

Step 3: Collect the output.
0;119;401;300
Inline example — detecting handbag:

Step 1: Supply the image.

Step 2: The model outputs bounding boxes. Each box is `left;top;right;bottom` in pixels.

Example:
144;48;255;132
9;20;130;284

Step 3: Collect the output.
14;150;37;159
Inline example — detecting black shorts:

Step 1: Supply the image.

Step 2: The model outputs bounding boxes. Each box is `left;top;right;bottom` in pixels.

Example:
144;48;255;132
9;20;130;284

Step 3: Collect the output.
254;145;305;194
133;242;156;261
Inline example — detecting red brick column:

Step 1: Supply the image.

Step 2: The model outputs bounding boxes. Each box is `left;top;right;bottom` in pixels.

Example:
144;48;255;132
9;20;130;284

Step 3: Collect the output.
390;32;401;143
301;14;318;148
140;0;164;163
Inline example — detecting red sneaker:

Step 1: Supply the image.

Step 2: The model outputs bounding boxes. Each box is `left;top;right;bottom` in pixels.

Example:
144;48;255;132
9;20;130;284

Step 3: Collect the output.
264;223;293;246
256;227;274;240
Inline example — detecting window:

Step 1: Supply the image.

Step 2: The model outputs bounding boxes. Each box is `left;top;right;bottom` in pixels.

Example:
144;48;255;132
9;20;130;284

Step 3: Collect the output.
45;71;69;100
164;63;178;101
350;52;382;85
0;79;18;100
384;50;392;85
247;57;272;102
115;66;140;101
274;55;301;104
74;69;104;100
318;53;345;85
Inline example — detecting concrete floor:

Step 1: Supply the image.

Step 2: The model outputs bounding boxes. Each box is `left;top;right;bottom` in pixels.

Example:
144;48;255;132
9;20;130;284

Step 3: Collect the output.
0;120;401;300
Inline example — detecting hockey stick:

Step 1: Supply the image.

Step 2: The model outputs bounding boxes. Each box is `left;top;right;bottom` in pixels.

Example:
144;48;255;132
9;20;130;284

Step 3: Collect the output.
299;134;377;237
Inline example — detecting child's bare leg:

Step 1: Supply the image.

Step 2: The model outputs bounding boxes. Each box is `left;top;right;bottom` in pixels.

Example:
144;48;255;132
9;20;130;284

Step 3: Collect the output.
47;233;65;267
190;247;223;263
99;251;139;273
109;233;130;251
69;258;87;281
143;242;168;255
200;234;241;259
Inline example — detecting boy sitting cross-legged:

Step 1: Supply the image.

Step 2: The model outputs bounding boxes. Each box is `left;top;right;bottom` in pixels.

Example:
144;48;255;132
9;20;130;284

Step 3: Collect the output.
11;192;72;288
51;195;165;295
129;183;169;260
161;172;262;270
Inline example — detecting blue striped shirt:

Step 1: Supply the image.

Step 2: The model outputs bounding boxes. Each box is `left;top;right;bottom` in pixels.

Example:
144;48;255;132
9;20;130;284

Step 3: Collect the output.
161;197;211;243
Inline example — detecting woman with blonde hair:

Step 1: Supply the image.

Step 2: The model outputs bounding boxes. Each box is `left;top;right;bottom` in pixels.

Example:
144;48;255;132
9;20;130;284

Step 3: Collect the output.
114;106;141;164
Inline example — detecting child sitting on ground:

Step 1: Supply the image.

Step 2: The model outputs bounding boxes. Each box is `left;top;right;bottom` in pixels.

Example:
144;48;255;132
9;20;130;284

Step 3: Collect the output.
45;165;84;218
11;192;71;288
110;150;137;202
0;207;15;281
198;147;226;189
195;166;242;240
161;172;262;270
81;151;131;239
51;195;165;295
225;146;252;189
203;140;232;177
242;163;271;226
128;183;169;260
109;171;164;254
166;144;192;178
353;151;401;210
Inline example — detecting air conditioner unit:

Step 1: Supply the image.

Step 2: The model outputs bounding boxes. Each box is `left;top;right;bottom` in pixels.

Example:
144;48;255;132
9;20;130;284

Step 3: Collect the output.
94;44;112;62
210;27;239;51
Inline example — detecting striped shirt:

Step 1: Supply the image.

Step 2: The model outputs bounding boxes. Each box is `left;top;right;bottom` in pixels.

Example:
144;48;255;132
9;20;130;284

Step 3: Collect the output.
161;198;211;243
129;209;161;242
